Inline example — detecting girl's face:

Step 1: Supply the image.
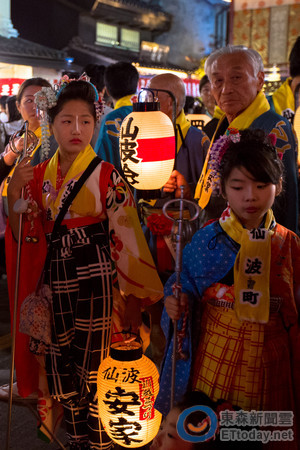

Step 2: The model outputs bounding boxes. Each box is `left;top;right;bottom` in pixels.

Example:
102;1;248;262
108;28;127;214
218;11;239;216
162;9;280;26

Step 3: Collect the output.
51;99;95;157
223;166;281;229
17;85;42;131
150;407;194;450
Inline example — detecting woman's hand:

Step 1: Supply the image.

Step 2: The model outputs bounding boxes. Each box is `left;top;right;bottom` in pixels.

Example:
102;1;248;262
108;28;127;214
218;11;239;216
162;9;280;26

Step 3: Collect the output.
122;294;142;333
165;293;188;320
7;156;33;194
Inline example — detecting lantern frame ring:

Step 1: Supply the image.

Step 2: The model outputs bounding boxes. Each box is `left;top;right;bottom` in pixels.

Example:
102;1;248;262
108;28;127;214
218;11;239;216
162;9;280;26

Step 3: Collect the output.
162;198;200;223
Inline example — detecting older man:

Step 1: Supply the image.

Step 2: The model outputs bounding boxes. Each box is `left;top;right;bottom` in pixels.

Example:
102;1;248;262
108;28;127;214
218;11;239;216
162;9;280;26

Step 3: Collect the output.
196;45;298;233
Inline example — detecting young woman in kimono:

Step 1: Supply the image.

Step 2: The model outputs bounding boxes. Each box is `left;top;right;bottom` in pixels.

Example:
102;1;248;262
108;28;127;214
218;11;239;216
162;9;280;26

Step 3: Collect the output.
157;129;300;449
6;78;163;449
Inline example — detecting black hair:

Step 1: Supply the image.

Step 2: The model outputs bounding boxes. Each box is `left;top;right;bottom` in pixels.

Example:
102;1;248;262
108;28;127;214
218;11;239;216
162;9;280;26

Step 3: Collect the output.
48;80;97;123
0;95;8;108
83;64;106;93
289;36;300;78
104;61;139;100
220;129;284;193
16;77;51;103
6;96;22;122
199;75;210;93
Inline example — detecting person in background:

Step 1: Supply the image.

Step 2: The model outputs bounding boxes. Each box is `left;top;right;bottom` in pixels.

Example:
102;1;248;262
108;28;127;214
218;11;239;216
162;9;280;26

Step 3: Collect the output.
198;75;216;118
268;36;300;124
157;130;300;450
0;95;23;153
0;77;58;403
94;61;139;176
0;95;8;123
195;45;298;234
83;63;113;148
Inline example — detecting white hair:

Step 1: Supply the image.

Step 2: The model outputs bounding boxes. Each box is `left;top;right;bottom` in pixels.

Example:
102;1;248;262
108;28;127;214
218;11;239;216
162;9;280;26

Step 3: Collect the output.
205;45;264;79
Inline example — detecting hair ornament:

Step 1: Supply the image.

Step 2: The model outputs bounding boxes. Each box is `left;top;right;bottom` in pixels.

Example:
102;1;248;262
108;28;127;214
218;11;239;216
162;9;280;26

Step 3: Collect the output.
208;129;241;193
268;132;277;147
34;87;57;161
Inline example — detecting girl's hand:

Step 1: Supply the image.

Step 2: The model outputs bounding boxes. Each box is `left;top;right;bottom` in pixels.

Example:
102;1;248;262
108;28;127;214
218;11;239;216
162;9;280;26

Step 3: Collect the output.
122;294;142;333
7;157;33;194
165;293;188;320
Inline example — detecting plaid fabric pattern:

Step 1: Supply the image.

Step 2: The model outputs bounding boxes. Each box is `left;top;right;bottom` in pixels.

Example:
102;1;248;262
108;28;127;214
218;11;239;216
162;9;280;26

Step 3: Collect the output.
44;222;113;448
192;292;295;413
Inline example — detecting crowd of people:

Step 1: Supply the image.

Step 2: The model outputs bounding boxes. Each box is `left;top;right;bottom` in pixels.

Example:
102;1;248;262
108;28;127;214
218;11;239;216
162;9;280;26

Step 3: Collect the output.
0;38;299;450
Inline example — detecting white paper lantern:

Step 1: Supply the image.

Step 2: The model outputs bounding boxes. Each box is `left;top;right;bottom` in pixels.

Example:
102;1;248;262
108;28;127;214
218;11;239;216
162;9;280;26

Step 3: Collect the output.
119;110;175;189
97;341;162;448
186;113;211;130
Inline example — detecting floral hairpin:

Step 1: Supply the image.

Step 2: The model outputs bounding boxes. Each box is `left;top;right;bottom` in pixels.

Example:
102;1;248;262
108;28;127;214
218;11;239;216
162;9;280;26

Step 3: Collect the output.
208;129;241;193
54;73;104;122
34;87;57;161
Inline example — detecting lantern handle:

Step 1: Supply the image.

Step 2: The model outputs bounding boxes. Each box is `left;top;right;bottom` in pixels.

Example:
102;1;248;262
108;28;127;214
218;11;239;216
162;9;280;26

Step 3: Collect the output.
111;329;142;345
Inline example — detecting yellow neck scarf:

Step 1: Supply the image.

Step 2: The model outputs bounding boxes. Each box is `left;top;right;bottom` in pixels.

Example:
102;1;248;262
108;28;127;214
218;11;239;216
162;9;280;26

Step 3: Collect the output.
114;95;133;110
2;126;42;197
195;91;270;208
176;110;191;153
43;145;97;220
271;78;295;116
213;105;224;120
219;207;275;323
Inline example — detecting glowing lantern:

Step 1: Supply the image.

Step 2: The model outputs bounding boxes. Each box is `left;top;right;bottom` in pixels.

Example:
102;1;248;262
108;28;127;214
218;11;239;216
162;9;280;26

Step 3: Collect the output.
119;102;175;190
97;340;162;448
186;113;211;130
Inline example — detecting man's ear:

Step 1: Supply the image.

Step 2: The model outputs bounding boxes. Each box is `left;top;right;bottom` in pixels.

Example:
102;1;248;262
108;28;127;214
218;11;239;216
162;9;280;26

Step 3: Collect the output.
275;177;283;196
256;71;265;92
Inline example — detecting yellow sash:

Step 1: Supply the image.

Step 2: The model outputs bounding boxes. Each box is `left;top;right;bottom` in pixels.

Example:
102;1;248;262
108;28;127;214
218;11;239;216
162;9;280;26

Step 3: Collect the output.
271;78;295;116
176;110;191;153
194;92;270;208
219;207;275;323
114;95;133;109
2;127;42;198
43;145;99;220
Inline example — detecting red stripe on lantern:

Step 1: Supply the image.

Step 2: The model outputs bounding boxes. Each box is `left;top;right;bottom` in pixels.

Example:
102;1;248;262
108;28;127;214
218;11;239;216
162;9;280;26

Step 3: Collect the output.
135;136;175;162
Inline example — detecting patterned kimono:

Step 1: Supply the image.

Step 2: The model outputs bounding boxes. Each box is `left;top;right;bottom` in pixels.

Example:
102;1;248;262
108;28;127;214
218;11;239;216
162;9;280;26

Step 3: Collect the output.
6;145;163;449
156;219;300;448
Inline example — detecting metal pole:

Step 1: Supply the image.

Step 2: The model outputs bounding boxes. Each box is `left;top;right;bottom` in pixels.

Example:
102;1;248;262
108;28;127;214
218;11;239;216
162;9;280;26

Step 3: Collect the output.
170;186;185;409
6;122;28;450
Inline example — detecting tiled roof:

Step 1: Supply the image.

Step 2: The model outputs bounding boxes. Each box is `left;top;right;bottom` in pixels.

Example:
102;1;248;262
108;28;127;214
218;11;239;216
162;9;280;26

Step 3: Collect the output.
67;37;190;73
0;35;68;69
92;0;167;15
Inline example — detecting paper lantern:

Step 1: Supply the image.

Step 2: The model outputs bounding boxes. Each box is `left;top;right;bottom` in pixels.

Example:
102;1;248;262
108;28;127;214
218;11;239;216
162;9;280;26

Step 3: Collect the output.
186;114;211;130
97;340;162;448
119;110;175;189
294;106;300;165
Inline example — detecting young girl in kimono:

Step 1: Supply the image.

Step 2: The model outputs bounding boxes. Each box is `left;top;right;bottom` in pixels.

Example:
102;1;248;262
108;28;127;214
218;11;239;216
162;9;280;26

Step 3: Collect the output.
6;77;163;449
156;128;300;448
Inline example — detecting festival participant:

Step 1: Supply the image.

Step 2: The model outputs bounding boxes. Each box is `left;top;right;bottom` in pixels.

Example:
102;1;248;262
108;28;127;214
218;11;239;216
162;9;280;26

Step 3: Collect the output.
6;77;163;448
0;78;58;402
268;36;300;124
195;45;298;233
157;129;300;448
198;75;216;118
94;61;139;177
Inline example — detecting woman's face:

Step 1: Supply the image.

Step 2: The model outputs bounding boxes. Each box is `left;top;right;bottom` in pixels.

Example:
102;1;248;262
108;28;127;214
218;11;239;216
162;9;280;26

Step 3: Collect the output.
17;85;43;131
51;99;95;158
150;408;194;450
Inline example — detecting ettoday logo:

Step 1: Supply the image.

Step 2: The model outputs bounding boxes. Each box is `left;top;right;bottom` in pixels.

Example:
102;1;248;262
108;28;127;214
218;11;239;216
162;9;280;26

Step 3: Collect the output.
177;405;218;443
